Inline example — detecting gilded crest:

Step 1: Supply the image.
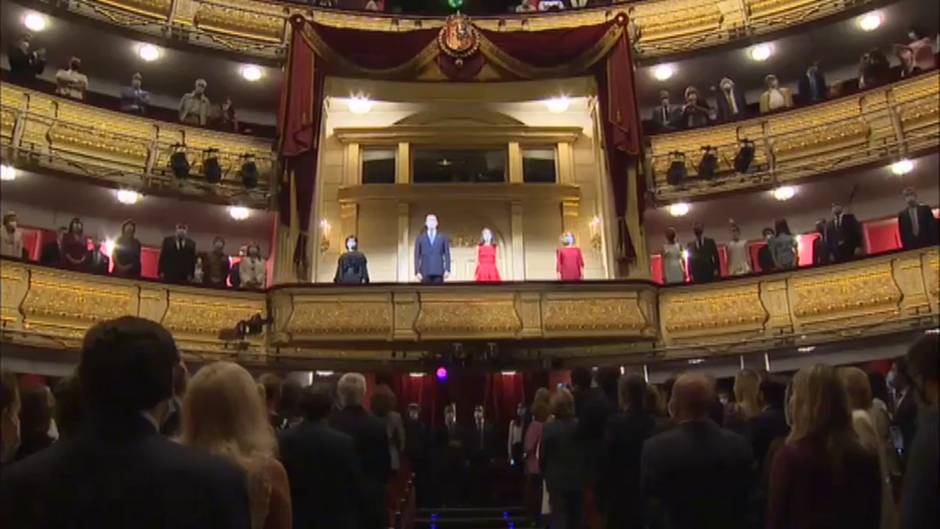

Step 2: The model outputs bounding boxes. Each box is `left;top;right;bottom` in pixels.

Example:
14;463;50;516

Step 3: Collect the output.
438;13;479;66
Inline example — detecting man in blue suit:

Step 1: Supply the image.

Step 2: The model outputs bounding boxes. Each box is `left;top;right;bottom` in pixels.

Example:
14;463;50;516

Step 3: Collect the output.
415;213;451;283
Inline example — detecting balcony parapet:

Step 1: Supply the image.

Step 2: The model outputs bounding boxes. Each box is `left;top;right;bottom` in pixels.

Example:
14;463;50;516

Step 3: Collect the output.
646;71;940;204
2;247;936;365
0;82;276;208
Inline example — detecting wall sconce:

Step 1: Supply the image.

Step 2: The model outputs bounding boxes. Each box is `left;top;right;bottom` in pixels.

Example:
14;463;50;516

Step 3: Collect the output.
589;215;602;251
319;218;331;253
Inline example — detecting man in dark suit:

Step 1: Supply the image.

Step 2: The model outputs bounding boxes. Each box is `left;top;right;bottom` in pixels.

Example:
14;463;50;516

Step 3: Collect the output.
88;237;110;275
330;372;391;529
641;373;755;529
715;77;748;123
757;228;777;272
687;221;721;282
468;404;498;504
280;383;362;529
898;187;938;250
650;89;679;132
812;219;831;266
0;316;250;529
434;403;468;506
39;226;66;266
414;213;451;283
890;357;919;465
404;403;431;506
158;222;197;283
825;203;863;262
797;62;828;104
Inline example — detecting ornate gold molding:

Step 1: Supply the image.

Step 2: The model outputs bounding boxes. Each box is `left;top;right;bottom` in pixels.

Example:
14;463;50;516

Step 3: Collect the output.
2;246;936;364
647;72;940;203
0;82;275;208
42;0;877;60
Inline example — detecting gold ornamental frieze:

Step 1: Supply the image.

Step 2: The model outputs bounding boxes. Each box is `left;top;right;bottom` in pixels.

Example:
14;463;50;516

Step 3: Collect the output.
414;294;522;338
541;294;654;337
660;283;767;341
282;295;394;340
789;262;901;333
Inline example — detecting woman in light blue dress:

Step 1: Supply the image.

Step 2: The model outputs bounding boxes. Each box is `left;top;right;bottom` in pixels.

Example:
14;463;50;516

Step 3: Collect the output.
770;218;799;270
662;227;686;284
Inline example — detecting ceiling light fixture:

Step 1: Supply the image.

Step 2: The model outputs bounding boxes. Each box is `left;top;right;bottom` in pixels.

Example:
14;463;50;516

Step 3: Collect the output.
23;12;47;32
239;64;263;82
545;96;570;113
668;202;690;217
228;205;250;221
137;43;161;62
652;64;675;81
772;185;797;201
749;43;773;62
858;11;883;32
347;95;373;115
116;189;140;205
0;164;16;182
890;158;914;176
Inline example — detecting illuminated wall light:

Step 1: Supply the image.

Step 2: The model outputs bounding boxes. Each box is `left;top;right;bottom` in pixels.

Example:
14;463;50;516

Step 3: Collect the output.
772;185;797;201
500;371;517;376
409;372;426;378
858;11;883;32
116;189;140;205
668;202;690;217
239;64;263;82
687;358;705;365
228;205;251;220
544;96;570;114
137;43;161;62
652;64;675;81
925;328;939;335
347;95;373;115
890;158;914;176
315;370;335;377
0;164;16;181
797;346;816;353
619;366;625;375
748;43;774;62
23;12;47;32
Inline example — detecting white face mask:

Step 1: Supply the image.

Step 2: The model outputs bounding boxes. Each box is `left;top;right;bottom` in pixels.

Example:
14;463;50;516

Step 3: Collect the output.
482;230;492;243
426;216;438;230
346;239;357;251
564;235;574;245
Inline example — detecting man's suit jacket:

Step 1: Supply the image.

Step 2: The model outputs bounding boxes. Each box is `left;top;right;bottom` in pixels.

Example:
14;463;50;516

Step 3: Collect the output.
39;239;61;266
414;231;451;277
468;421;498;463
650;103;679;131
824;214;863;262
279;421;362;529
158;236;197;282
329;405;391;486
744;407;789;474
541;418;587;494
797;70;828;104
404;418;430;470
434;422;469;472
89;251;110;275
641;419;755;529
812;236;831;266
898;204;938;250
687;237;720;282
893;390;918;464
716;89;748;123
601;410;657;521
0;414;250;529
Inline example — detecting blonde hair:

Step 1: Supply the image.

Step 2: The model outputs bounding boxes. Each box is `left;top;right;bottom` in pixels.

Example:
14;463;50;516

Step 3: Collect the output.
733;369;762;419
531;387;551;422
838;367;873;411
180;361;276;467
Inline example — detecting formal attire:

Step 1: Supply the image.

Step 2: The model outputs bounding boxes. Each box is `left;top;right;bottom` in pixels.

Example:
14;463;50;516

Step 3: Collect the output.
726;239;751;276
678;102;710;129
469;419;498;504
120;86;149;114
760;87;794;113
825;213;863;262
900;405;938;529
204;250;231;288
766;437;882;529
687;236;720;283
650;102;679;131
239;256;266;289
756;244;775;272
414;230;451;283
60;234;88;271
662;242;685;283
744;407;789;477
0;414;251;529
39;238;61;266
508;418;524;467
0;228;23;259
380;411;405;473
602;410;657;529
769;233;798;269
159;236;197;283
893;388;917;464
434;422;468;506
6;45;45;82
279;420;362;529
54;69;88;100
641;419;755;529
179;92;211;126
88;250;110;275
404;417;430;505
541;417;587;529
334;250;370;284
474;244;501;282
716;84;748;123
329;405;391;529
812;234;831;266
898;203;938;249
556;245;584;280
798;68;828;104
523;419;545;518
112;236;141;278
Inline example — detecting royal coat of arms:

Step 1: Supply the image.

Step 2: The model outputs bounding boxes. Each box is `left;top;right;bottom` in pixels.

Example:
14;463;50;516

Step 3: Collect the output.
438;13;479;68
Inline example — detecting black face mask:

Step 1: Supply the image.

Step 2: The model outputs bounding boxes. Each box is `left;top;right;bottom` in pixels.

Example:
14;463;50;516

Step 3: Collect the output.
693;229;703;237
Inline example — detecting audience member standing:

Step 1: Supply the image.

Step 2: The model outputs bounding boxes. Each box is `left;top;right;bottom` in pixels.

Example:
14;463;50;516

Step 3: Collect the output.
61;217;88;271
371;384;405;476
769;219;798;270
280;383;361;529
724;368;762;434
13;385;56;462
7;33;46;83
1;213;23;259
39;226;66;266
180;361;291;529
51;376;83;441
641;373;755;529
825;202;863;262
897;187;938;249
812;219;831;266
258;374;286;430
889;357;918;463
523;388;550;520
330;373;391;529
0;371;21;465
112;220;142;278
766;364;882;529
434;403;468;507
0;316;251;528
745;375;789;477
54;57;89;101
603;374;657;529
87;238;110;275
159;222;197;283
403;403;430;506
687;221;720;282
899;334;939;529
205;236;231;288
240;243;267;289
541;388;586;529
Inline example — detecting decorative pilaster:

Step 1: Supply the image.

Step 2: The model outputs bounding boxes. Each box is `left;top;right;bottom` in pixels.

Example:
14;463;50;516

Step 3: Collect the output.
396;142;410;183
508;142;523;184
510;201;525;281
397;202;411;282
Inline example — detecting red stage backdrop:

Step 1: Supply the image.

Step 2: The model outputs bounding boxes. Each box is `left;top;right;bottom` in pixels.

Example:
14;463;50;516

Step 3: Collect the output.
278;13;644;273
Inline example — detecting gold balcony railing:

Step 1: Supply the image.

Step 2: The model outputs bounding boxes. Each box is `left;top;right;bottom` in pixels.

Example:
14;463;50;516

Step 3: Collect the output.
646;71;940;204
2;246;936;365
0;82;276;208
33;0;878;60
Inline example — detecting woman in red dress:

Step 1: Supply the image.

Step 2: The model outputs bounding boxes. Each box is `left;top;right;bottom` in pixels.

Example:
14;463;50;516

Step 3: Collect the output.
475;228;501;282
556;231;584;281
61;217;89;271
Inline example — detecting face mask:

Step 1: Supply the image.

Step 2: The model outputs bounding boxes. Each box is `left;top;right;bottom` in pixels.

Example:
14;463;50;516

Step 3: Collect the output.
445;413;455;424
408;410;419;421
176;230;186;238
694;228;703;237
886;370;897;389
214;242;223;250
346;240;357;251
564;235;574;245
905;196;917;206
482;231;492;243
426;218;438;230
765;234;773;241
7;222;16;230
832;207;843;216
517;407;525;417
474;411;484;421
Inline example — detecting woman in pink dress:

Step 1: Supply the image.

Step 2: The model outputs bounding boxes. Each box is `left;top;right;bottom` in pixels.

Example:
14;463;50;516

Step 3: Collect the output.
556;231;584;280
475;228;501;282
